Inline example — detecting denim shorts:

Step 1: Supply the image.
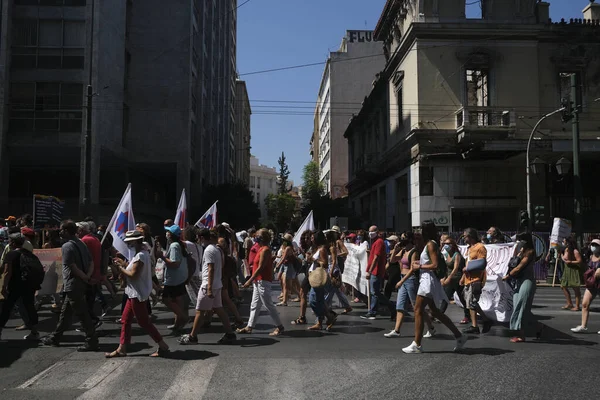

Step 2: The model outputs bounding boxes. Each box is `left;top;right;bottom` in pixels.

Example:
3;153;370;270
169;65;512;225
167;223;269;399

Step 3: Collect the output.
282;263;297;280
396;274;417;311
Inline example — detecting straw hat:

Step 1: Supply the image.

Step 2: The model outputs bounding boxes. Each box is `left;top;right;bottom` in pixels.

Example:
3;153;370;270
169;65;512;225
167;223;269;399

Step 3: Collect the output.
308;265;329;288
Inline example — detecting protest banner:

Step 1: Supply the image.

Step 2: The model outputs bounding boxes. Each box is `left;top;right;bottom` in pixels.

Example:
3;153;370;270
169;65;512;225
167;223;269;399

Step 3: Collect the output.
33;194;65;229
455;243;516;322
549;218;571;248
33;248;63;296
342;242;369;294
292;211;315;248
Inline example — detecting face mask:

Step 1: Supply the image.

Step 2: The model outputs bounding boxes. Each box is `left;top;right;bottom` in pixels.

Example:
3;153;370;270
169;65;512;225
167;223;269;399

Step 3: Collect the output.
368;232;377;239
357;236;362;241
591;245;599;254
443;244;452;253
486;234;492;240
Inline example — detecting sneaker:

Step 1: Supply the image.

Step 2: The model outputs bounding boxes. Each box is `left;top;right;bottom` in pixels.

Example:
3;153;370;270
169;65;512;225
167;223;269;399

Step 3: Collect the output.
571;325;588;333
454;334;467;352
463;326;480;334
178;334;198;345
423;328;436;338
459;317;470;325
101;306;110;317
217;333;236;344
15;324;28;331
360;314;376;320
95;320;103;329
24;331;40;341
167;324;176;330
402;341;423;354
482;320;493;334
384;329;400;338
41;336;59;347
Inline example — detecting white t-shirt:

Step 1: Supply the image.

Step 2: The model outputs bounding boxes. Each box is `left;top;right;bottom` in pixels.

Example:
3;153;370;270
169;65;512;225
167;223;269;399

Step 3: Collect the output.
125;251;153;301
201;244;223;290
185;241;203;277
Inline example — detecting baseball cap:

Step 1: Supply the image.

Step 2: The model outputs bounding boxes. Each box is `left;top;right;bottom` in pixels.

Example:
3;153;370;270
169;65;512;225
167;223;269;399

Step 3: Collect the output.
591;239;600;246
386;235;399;242
5;216;16;222
165;225;182;237
20;227;35;239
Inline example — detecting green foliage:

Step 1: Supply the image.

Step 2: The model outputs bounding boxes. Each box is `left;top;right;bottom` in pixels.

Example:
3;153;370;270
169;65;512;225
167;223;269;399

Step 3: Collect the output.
277;152;291;195
265;193;296;233
198;181;260;230
301;161;324;202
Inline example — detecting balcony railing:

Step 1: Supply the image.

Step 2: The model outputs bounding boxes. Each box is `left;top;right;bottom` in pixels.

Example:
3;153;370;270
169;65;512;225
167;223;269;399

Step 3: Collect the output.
456;106;516;131
353;153;379;175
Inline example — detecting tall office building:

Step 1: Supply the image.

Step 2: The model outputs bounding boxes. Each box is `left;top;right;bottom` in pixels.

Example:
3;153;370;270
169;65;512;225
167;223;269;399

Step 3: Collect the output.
233;80;251;186
0;0;238;225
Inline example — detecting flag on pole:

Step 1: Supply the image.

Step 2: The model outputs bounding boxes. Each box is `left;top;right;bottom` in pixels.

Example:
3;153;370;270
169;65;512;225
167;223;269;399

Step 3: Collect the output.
292;210;315;248
103;183;136;259
195;201;218;228
174;188;187;229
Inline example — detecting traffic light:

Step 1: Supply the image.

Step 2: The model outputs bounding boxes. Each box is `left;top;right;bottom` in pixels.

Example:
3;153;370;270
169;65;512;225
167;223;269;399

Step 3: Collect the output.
561;98;574;123
519;210;530;232
534;205;546;226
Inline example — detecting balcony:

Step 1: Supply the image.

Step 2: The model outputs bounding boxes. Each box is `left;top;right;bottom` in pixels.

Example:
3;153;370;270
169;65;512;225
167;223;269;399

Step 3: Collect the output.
353;153;380;179
455;106;516;144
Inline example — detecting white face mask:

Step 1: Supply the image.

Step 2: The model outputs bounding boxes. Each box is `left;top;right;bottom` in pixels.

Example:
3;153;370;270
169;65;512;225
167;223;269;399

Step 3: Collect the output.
591;245;599;254
368;232;377;239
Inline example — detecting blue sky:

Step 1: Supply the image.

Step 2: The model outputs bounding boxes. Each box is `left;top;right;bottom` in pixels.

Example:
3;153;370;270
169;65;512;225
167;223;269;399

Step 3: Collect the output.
237;0;591;184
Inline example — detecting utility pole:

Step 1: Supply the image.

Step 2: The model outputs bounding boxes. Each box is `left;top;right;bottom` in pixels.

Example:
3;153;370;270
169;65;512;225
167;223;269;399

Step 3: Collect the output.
571;73;583;248
82;0;95;217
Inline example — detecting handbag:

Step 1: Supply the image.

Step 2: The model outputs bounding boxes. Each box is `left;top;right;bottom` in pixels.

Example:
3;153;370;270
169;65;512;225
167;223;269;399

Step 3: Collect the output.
155;258;166;282
466;257;487;273
508;256;522;278
331;268;342;288
308;264;329;288
583;268;600;290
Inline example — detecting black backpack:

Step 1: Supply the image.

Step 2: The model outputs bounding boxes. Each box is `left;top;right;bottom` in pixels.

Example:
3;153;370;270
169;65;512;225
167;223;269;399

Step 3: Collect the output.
19;249;45;290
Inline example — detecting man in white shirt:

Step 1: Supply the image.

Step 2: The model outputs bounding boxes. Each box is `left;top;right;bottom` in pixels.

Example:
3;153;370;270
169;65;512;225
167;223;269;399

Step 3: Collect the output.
183;227;203;306
178;228;236;345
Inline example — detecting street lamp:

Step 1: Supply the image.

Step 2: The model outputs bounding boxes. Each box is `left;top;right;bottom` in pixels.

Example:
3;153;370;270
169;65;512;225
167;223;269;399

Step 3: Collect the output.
530;157;546;176
526;107;566;232
556;157;572;177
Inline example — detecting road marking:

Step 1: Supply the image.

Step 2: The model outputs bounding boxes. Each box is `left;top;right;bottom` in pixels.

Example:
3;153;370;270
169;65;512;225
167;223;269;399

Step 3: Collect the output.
161;359;218;400
18;361;65;389
77;359;129;390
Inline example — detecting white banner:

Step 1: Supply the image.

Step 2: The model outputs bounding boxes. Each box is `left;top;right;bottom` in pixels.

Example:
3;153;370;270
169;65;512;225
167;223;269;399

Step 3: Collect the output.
174;188;187;229
342;242;369;294
292;210;315;248
103;183;136;260
455;243;516;322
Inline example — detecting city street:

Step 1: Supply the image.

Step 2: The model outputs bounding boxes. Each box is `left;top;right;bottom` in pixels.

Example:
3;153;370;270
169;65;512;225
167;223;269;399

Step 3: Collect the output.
1;285;598;400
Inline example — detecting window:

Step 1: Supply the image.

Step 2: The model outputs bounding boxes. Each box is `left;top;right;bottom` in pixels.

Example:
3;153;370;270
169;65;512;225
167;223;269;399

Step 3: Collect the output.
392;70;404;127
250;176;255;188
15;0;86;5
419;167;434;197
465;69;489;107
257;177;261;189
9;82;83;133
256;192;260;205
11;19;85;69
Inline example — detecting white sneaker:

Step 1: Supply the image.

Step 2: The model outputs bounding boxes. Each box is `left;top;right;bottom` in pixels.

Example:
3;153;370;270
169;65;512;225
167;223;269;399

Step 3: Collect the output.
402;341;423;354
454;334;467;352
24;331;40;341
423;328;436;338
384;329;400;338
571;325;587;333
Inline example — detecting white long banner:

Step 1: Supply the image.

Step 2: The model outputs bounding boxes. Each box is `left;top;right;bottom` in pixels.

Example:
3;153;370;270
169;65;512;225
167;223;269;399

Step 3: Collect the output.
342;242;369;294
455;243;516;322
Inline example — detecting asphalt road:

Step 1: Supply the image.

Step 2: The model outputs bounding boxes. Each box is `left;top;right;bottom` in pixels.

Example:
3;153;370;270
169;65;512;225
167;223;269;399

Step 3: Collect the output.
1;285;599;400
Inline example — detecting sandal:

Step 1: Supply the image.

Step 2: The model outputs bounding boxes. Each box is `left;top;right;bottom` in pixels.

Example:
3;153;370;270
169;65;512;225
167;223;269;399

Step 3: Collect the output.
150;347;170;357
291;316;307;325
236;326;253;334
290;297;300;302
307;323;322;331
269;326;284;337
105;350;127;358
341;307;353;315
561;305;572;310
509;337;525;343
571;307;581;312
275;302;288;307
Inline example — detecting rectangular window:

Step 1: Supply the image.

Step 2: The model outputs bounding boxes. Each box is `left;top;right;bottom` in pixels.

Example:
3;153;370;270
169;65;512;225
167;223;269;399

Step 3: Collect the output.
257;177;260;189
9;82;83;133
419;167;434;197
396;85;403;126
11;19;85;69
16;0;86;5
465;69;489;107
250;176;255;188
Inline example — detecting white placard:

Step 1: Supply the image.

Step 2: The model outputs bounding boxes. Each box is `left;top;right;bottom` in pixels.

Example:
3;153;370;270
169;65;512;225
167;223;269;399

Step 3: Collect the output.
342;242;369;294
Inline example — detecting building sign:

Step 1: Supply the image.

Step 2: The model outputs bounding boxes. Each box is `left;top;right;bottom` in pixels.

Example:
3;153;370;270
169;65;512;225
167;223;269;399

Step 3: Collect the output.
347;30;375;43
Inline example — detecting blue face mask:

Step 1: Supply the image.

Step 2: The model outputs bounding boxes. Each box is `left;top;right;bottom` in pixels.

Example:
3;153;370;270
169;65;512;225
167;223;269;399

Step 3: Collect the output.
357;236;362;241
486;234;492;241
443;244;452;253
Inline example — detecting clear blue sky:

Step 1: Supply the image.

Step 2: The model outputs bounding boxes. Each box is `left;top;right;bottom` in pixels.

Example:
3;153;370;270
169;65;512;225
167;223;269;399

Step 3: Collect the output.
237;0;591;184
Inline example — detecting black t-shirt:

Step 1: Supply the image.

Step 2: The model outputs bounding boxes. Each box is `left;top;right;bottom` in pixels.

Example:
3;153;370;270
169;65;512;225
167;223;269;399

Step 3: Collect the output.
4;250;22;288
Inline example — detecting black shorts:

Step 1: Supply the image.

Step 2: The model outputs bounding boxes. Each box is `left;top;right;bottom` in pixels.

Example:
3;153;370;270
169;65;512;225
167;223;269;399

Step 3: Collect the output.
162;283;186;299
301;275;311;294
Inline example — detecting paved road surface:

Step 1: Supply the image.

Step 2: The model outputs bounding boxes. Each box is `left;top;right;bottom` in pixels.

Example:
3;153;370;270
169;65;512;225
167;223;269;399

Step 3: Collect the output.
1;286;598;399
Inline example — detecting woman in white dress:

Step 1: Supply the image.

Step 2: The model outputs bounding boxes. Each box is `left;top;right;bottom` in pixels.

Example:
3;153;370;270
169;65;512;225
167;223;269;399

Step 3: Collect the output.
402;221;467;354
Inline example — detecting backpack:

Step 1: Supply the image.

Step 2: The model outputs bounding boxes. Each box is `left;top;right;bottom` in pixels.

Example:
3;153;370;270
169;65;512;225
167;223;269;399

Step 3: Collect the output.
19;249;45;290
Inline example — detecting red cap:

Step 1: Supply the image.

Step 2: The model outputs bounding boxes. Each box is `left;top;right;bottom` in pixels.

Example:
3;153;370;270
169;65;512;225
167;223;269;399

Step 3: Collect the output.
21;227;35;238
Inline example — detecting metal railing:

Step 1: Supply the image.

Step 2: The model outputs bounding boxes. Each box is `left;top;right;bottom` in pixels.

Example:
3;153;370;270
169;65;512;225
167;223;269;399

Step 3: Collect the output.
456;106;516;130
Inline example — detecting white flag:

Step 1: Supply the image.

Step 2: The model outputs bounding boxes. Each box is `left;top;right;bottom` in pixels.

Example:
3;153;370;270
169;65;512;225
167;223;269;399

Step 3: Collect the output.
174;188;187;229
292;210;315;248
104;183;136;259
195;201;218;228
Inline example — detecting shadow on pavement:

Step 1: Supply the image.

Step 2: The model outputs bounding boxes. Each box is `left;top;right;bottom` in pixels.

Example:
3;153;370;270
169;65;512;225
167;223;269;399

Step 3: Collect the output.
282;329;335;338
0;340;39;368
530;325;598;346
456;348;515;356
328;326;384;335
228;337;280;348
165;349;219;361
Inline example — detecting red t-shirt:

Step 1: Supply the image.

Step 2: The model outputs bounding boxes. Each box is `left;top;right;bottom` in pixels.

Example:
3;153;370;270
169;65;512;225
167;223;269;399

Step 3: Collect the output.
81;234;102;280
368;237;387;279
252;246;273;282
248;242;260;269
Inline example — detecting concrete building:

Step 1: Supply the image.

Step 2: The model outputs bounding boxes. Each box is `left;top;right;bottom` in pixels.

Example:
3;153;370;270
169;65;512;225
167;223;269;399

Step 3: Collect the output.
345;0;600;233
0;0;237;226
234;80;251;186
314;30;385;199
249;155;278;221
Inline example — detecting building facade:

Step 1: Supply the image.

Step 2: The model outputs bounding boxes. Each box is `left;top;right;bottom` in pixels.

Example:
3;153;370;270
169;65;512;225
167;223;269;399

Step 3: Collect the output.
0;0;237;226
346;0;600;233
234;80;251;186
249;155;278;221
314;30;385;199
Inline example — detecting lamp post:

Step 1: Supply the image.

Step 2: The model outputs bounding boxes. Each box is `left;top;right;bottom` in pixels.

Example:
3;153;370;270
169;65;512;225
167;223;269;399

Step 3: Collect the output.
526;107;565;232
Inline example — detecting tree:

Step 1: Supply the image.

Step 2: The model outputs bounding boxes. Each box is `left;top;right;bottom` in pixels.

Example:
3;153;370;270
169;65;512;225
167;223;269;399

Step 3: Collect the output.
264;193;296;233
301;161;324;203
196;181;261;230
277;152;290;195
